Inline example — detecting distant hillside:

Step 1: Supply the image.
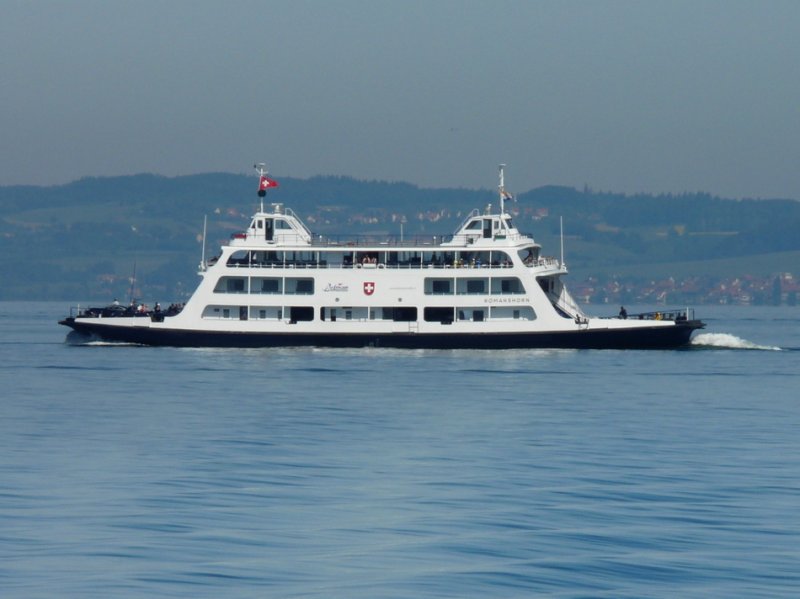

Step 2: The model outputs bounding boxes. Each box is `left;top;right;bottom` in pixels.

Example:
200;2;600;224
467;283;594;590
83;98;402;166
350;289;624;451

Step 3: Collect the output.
1;173;799;302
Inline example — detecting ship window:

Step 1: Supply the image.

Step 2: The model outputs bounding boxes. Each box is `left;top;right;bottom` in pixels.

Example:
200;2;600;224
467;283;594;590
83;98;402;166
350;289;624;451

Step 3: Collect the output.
425;278;453;295
456;307;486;321
466;220;482;230
393;251;421;268
492;251;513;267
285;278;314;294
226;250;250;267
319;251;347;268
383;307;417;322
518;247;540;264
289;306;313;323
490;306;536;320
251;306;282;320
215;277;247;293
253;277;281;294
457;278;488;295
492;277;524;295
286;250;316;267
275;219;293;229
422;251;448;267
424;307;454;324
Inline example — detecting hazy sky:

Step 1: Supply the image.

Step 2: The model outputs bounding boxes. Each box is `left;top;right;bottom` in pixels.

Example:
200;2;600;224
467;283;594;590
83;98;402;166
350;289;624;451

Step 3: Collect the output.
3;0;800;199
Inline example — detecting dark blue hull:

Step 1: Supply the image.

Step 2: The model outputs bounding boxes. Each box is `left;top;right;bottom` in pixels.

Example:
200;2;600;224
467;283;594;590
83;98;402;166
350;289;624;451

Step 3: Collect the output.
60;318;704;349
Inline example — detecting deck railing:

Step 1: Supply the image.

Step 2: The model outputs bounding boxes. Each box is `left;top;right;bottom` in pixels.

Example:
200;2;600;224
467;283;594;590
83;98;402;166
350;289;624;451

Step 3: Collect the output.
602;308;696;322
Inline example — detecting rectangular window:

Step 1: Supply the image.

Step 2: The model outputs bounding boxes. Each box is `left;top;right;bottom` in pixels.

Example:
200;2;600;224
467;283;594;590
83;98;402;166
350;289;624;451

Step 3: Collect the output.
456;278;488;295
424;307;454;324
254;277;281;294
285;278;314;295
492;277;524;295
425;278;454;295
289;306;313;323
214;277;247;293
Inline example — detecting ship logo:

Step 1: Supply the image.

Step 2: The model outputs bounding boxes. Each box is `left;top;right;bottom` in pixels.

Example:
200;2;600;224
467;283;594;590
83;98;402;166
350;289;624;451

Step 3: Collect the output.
363;282;375;296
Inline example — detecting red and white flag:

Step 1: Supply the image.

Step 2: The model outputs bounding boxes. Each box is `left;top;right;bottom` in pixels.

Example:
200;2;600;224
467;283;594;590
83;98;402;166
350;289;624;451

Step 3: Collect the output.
259;176;279;191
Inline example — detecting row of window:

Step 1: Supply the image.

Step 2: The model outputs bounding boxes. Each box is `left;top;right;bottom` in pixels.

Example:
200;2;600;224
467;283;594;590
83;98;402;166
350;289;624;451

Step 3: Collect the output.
224;248;535;269
214;276;527;295
202;305;536;323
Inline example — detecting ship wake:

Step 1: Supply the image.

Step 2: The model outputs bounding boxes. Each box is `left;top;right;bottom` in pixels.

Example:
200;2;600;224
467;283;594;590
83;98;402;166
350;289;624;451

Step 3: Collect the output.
691;332;781;351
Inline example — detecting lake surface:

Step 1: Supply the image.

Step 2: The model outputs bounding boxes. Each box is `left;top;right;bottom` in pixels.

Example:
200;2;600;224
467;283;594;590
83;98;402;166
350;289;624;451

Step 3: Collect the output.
1;302;798;598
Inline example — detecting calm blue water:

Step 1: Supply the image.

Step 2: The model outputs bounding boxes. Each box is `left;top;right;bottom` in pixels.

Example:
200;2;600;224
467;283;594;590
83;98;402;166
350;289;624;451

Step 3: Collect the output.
1;302;798;598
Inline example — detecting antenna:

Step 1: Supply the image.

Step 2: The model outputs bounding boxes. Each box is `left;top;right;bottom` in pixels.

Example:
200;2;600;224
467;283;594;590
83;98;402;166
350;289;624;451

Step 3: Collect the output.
128;260;137;305
560;216;566;269
199;214;207;271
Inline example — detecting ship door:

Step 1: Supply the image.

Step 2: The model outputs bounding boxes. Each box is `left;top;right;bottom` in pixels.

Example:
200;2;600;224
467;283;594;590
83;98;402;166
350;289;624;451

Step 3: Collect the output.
483;219;492;239
264;218;274;241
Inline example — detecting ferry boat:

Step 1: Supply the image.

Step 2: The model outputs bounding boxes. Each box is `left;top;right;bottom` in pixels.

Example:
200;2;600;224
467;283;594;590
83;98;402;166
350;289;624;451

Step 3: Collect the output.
60;165;704;349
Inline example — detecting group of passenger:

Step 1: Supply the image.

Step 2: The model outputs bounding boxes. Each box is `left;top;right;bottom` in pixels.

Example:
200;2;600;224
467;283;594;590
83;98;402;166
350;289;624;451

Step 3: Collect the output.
360;254;379;265
109;299;185;317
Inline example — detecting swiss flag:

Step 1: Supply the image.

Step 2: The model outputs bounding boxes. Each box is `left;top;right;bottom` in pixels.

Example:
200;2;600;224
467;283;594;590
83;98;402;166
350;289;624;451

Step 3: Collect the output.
259;176;279;190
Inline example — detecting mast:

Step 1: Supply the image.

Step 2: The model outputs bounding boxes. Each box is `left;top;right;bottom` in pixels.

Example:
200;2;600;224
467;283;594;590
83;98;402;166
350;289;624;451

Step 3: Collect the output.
255;162;267;213
199;214;207;271
498;163;506;216
128;260;137;305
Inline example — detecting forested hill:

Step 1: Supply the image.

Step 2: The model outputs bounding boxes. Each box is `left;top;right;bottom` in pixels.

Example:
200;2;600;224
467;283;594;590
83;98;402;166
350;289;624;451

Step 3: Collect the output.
1;173;799;301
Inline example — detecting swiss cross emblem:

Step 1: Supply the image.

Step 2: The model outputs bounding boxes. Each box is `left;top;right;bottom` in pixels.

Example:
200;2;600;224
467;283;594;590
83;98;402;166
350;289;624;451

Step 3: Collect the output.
363;281;375;296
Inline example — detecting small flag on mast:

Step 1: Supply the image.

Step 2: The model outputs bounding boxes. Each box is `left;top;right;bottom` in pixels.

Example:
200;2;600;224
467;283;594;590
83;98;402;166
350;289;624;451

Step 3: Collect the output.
259;176;279;190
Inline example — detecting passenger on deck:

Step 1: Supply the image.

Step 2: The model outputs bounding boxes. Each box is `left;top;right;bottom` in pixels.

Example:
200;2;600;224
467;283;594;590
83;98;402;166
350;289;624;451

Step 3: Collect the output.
524;250;535;265
619;306;628;319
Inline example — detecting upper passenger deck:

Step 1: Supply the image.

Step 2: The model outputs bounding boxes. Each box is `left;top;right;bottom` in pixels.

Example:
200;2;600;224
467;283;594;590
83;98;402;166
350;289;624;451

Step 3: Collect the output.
221;164;555;269
229;203;539;251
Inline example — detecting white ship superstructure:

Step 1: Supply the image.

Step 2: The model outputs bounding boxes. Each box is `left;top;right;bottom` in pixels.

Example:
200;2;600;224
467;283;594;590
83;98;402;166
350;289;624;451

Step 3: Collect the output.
60;165;703;349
